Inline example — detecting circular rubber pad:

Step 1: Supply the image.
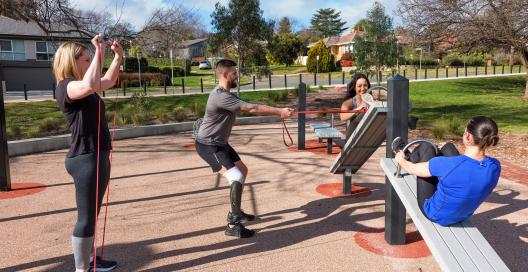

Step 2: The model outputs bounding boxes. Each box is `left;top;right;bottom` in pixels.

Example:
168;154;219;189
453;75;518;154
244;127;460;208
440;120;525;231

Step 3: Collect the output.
316;182;371;198
0;183;47;200
355;228;431;258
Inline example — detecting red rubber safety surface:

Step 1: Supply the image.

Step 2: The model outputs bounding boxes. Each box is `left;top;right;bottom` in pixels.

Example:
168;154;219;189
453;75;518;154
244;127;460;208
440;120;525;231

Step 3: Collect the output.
354;228;432;258
315;182;372;198
287;139;341;156
184;143;196;150
0;183;47;199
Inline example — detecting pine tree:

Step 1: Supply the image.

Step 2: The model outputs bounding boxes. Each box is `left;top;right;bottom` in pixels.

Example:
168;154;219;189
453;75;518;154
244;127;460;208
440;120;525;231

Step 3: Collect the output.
310;8;348;37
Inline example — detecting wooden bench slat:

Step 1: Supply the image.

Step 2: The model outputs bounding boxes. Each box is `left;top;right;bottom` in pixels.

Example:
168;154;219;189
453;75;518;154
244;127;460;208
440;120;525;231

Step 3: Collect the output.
330;104;387;174
380;158;510;272
460;221;511;272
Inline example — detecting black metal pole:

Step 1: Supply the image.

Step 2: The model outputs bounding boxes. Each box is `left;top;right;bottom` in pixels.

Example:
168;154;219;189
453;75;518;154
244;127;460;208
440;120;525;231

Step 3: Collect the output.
384;75;409;245
342;71;345;84
164;76;167;94
200;78;204;93
314;72;317;85
510;65;513;74
298;82;306;150
52;83;56;99
464;66;467;77
0;89;11;191
446;67;449;78
24;84;27;100
502;65;505;74
456;67;459;77
493;64;496;74
424;68;427;79
284;74;287;89
299;73;302;84
519;64;522;73
328;72;331;85
403;69;406;78
485;65;488;75
123;80;127;97
143;80;147;95
181;78;185;94
268;74;272;89
436;68;439;79
252;76;255;90
414;68;417;80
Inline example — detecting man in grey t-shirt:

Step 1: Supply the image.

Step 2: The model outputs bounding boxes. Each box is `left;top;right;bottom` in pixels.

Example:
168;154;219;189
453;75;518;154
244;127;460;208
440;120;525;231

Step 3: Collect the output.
195;59;293;238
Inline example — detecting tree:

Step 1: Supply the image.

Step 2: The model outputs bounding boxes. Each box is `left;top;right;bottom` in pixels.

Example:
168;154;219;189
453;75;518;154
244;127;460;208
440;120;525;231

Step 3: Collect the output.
353;19;369;32
138;4;206;58
306;40;335;73
399;0;528;100
268;34;303;66
310;8;348;37
210;0;274;94
353;2;396;83
278;17;292;34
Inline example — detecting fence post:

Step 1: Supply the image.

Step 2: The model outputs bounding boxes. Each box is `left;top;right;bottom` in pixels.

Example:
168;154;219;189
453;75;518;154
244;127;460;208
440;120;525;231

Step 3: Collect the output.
268;74;272;89
284;74;288;89
385;75;409;245
510;65;513;74
424;68;428;79
446;67;449;78
391;70;395;77
181;78;185;94
464;66;467;77
342;71;345;84
414;68;417;80
121;80;128;96
328;72;331;85
200;78;204;93
519;64;522;73
485;65;488;75
314;72;317;85
163;76;167;94
493;64;496;74
252;76;256;90
456;67;459;77
23;84;28;100
0;89;11;191
103;91;106;97
502;65;505;74
403;69;406;78
436;68;439;78
299;73;302;84
297;82;306;150
52;83;56;99
475;66;478;76
143;81;147;94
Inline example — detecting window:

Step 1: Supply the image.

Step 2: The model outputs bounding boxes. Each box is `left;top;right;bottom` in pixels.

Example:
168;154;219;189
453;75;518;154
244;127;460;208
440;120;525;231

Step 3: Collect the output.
0;40;26;61
36;41;58;61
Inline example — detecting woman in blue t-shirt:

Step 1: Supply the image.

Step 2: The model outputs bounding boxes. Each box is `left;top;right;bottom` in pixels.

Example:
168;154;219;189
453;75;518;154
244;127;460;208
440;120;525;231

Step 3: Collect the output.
395;116;501;226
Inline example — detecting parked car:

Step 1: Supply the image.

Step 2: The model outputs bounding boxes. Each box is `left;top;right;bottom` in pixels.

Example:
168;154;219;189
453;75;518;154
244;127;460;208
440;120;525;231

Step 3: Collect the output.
199;61;212;69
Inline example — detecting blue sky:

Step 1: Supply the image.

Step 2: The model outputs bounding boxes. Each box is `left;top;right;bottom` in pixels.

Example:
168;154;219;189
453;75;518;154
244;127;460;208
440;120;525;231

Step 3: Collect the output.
69;0;401;32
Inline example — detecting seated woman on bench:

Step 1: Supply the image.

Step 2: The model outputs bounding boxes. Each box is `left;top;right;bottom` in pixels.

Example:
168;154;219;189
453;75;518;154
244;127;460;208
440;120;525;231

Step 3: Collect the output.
340;73;370;122
395;116;501;226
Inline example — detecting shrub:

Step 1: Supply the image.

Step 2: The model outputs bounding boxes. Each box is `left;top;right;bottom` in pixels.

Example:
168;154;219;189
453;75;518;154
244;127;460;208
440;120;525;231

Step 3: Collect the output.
306;40;335;73
38;117;63;133
172;107;187;122
123;57;148;73
191;101;206;117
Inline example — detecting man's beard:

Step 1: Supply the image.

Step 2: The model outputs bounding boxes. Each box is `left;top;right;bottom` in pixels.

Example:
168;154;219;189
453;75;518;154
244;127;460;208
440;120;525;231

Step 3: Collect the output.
229;80;238;88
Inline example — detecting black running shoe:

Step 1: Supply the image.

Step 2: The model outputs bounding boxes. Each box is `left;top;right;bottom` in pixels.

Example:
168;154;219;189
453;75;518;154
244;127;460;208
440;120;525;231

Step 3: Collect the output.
228;211;256;223
89;256;117;272
225;223;255;238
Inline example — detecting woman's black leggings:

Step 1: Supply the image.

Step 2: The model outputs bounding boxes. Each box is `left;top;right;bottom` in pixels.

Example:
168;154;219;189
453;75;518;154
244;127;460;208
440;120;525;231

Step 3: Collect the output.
407;143;459;213
66;151;111;238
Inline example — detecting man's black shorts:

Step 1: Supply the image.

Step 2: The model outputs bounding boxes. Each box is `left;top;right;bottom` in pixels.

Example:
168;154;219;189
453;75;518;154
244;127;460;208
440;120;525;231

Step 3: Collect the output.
195;141;241;172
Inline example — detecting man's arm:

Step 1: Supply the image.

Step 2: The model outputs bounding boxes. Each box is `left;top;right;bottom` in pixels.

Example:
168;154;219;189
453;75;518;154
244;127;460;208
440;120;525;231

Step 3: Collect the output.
395;151;432;177
240;103;293;118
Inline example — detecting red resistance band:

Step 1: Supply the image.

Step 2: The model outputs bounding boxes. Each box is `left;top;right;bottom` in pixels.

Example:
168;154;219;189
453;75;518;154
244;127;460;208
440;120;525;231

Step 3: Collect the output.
296;108;367;115
281;108;366;147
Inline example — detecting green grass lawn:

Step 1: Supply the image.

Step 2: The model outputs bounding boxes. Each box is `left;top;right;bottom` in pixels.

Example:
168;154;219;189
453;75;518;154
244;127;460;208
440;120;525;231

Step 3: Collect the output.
4;75;527;140
409;76;528;133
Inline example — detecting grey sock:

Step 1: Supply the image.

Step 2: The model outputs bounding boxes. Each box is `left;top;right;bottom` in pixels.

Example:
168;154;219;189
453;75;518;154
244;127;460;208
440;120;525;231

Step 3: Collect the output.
72;236;93;270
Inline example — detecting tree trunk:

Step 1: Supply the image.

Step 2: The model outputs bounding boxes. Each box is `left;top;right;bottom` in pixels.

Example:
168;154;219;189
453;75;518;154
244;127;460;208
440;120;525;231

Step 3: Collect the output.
522;48;528;100
236;45;241;96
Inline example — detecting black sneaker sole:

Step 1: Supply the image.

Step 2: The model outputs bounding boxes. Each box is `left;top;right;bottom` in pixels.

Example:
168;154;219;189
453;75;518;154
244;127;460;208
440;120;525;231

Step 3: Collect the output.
225;226;255;238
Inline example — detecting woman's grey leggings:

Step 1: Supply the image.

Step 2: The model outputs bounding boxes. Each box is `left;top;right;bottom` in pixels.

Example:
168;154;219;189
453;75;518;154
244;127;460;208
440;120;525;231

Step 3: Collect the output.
66;151;111;238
